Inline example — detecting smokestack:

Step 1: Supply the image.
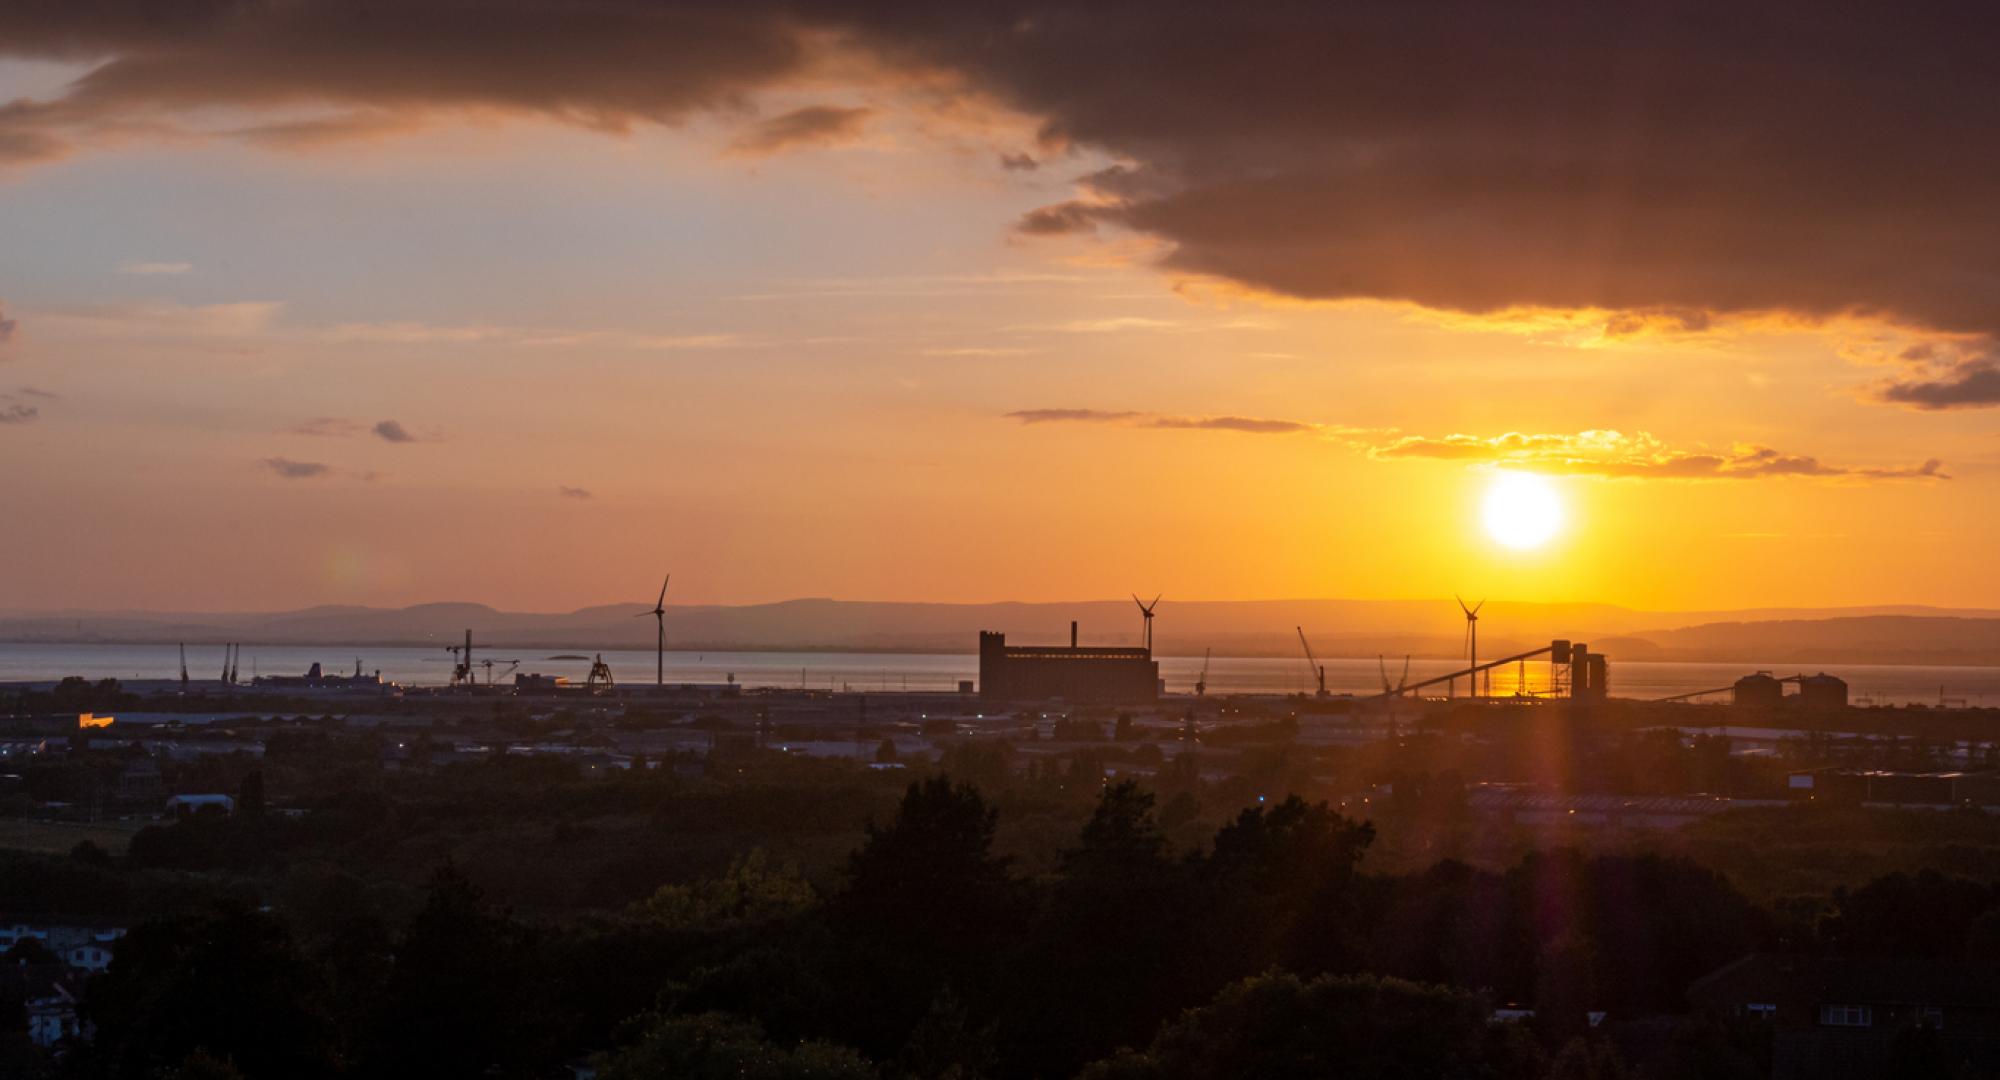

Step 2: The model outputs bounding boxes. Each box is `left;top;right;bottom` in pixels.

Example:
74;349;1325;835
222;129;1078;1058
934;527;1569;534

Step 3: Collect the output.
1071;620;1078;648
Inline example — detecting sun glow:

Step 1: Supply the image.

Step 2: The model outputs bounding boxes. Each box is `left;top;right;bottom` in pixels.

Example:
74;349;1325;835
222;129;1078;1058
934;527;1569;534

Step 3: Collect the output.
1482;472;1563;549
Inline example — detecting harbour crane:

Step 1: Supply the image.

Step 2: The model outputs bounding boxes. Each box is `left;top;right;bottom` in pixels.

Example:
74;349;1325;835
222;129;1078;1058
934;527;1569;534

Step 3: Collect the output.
585;653;616;692
446;629;475;688
1377;654;1410;695
1296;626;1328;698
1195;647;1211;696
179;644;189;690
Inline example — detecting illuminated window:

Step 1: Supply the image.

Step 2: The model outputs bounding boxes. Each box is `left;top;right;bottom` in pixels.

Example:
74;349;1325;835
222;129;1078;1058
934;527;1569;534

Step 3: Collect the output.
1819;1004;1872;1027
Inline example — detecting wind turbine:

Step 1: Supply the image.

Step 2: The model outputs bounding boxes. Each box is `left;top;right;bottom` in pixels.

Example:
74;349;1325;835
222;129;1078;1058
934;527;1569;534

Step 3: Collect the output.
1457;596;1484;697
1132;593;1161;653
637;574;670;685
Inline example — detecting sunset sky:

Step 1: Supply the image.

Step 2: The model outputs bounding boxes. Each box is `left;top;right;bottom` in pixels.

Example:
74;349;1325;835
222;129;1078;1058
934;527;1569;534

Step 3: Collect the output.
4;3;1998;614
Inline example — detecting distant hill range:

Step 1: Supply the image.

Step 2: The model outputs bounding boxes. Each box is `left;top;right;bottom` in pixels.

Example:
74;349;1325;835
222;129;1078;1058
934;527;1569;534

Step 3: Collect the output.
0;599;1996;666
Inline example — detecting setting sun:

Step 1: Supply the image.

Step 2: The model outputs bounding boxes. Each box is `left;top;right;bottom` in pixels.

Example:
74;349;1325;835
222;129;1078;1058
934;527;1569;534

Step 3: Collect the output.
1482;472;1564;550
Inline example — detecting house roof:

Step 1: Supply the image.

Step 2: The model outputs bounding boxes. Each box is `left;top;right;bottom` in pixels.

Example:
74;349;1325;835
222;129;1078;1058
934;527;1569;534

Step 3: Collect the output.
1692;953;2000;1008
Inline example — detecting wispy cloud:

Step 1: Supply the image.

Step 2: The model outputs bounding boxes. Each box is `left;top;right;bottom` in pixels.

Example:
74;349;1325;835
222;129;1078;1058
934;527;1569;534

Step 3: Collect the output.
1147;415;1316;435
1004;408;1323;435
923;346;1038;357
117;260;193;275
728;105;873;155
1009;410;1946;483
372;419;415;443
1047;316;1181;334
262;457;330;479
558;485;593;499
1870;340;2000;410
1369;430;1947;482
0;386;50;425
41;301;282;339
319;321;741;351
1006;408;1144;425
290;417;363;437
0;303;17;344
37;302;740;355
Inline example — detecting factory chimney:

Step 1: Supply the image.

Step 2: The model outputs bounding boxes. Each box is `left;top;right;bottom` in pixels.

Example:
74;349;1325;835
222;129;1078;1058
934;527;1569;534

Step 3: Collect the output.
1071;621;1078;648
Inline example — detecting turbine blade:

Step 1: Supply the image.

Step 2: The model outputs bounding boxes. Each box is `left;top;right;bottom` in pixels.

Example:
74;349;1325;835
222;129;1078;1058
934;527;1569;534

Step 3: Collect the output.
656;574;670;608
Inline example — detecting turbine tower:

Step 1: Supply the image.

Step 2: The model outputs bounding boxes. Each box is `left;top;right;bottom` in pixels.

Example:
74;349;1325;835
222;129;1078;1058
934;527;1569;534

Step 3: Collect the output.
637;574;670;686
1131;593;1161;654
1457;596;1484;697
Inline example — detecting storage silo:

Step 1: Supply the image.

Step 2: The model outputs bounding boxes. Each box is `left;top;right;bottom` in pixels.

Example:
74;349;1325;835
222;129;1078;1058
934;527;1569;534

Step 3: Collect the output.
1797;672;1848;709
1733;672;1783;708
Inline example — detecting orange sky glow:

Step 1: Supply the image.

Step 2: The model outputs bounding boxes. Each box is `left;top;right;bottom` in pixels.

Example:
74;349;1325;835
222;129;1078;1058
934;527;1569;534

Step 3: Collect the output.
3;9;1997;615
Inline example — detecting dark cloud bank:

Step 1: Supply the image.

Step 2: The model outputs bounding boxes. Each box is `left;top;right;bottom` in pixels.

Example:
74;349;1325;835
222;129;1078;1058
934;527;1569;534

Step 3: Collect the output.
9;3;2000;386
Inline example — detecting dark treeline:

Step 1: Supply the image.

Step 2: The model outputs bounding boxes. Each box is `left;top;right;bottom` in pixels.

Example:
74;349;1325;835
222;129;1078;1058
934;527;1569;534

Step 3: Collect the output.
19;774;2000;1080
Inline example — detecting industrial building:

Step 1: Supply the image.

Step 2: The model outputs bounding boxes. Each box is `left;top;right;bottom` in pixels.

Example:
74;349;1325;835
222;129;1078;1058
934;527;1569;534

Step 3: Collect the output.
1797;672;1848;709
1733;672;1784;707
979;622;1159;703
1730;671;1847;709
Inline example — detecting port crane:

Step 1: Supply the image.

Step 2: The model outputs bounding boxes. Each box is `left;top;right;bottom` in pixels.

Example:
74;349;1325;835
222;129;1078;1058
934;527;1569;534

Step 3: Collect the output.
585;653;616;692
1195;647;1211;696
1296;626;1329;697
446;630;475;688
1377;654;1410;695
178;644;189;690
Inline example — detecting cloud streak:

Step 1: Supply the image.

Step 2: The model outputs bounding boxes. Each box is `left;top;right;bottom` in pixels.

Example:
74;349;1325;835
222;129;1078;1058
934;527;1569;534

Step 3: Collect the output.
372;419;415;443
262;457;330;479
1004;408;1318;435
291;417;362;437
1871;342;2000;410
0;386;51;426
1369;431;1947;482
1009;410;1945;482
728;105;872;154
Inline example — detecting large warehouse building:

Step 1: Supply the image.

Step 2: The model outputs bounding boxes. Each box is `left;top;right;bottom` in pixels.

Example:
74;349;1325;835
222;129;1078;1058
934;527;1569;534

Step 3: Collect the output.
978;623;1159;703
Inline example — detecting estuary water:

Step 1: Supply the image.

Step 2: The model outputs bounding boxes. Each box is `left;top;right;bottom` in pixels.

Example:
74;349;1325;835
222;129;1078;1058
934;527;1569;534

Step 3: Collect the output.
1;642;1997;706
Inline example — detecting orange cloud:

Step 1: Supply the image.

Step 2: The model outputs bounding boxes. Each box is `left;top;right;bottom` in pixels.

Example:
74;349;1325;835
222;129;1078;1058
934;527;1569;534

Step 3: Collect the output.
728;105;873;154
1370;431;1947;482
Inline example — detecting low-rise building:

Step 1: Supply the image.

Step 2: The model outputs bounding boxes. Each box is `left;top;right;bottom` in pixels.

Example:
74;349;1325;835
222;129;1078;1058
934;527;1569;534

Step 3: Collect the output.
0;963;88;1048
1690;954;2000;1079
